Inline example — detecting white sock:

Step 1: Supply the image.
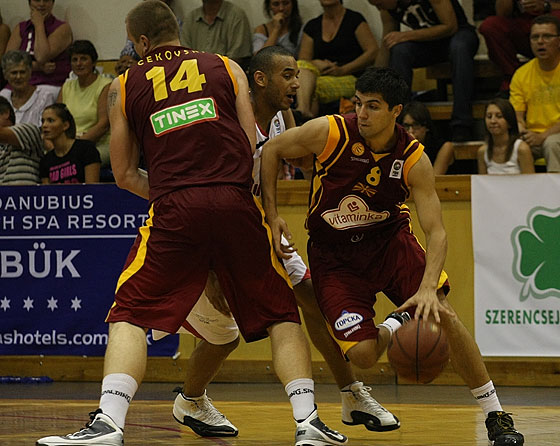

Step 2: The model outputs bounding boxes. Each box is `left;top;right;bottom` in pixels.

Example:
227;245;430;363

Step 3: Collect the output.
471;380;502;416
378;317;403;337
99;373;138;429
285;378;315;422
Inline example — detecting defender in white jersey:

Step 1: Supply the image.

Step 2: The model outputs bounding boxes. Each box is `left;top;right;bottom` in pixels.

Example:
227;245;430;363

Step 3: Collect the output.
165;46;400;440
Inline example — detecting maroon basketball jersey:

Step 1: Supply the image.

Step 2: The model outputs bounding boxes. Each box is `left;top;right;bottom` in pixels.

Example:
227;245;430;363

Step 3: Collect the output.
120;46;253;202
306;114;425;243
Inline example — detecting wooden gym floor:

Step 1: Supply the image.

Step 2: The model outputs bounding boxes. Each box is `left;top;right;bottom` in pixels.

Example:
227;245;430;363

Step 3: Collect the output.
1;382;558;445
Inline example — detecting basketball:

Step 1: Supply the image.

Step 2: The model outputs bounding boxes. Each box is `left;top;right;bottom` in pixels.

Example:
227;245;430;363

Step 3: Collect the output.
387;318;449;384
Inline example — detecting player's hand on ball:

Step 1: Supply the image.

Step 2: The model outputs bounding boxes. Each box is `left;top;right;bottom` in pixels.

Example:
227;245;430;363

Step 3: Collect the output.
397;287;453;324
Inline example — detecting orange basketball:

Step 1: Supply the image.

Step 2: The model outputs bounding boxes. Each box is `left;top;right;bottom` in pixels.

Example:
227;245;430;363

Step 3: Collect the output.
387;318;449;384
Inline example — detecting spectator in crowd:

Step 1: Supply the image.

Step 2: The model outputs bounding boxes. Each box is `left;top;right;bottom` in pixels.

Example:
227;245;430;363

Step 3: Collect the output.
57;40;111;170
399;101;455;175
114;54;137;76
6;0;72;90
253;0;303;56
479;0;560;94
369;0;479;142
39;103;100;184
477;98;535;174
0;96;43;184
1;50;58;127
296;0;378;119
0;9;11;90
510;14;560;172
181;0;253;70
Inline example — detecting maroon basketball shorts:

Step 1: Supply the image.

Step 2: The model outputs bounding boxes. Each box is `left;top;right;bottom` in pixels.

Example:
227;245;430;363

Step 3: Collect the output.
308;224;449;353
106;185;300;342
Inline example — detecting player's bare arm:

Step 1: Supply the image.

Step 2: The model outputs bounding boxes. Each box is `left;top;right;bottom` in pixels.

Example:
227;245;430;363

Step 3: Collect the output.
229;58;256;153
261;117;329;258
108;77;149;200
397;153;453;323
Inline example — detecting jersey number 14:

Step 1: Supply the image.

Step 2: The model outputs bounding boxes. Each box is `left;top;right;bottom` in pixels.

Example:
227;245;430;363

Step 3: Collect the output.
145;60;206;101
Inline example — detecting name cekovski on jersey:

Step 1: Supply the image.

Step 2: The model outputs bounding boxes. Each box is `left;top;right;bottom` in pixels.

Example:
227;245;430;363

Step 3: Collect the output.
335;310;364;331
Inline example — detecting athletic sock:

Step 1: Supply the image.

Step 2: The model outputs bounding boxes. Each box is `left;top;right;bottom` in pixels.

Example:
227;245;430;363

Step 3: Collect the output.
378;317;403;337
285;378;315;422
471;380;503;416
99;373;138;429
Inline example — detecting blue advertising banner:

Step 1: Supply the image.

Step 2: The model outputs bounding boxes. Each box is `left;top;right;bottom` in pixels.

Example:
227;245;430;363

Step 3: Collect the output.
0;184;179;356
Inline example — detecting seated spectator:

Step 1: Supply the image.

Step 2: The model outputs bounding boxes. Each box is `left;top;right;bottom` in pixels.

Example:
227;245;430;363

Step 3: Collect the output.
399;101;455;175
181;0;252;70
479;1;560;94
510;14;560;172
296;0;378;118
57;40;111;169
114;54;137;76
253;0;303;56
477;98;534;174
0;96;43;184
40;103;100;184
1;50;58;127
369;0;479;142
6;0;72;90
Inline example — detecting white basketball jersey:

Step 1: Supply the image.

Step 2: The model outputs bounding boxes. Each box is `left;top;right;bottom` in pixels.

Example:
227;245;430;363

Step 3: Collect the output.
252;110;287;195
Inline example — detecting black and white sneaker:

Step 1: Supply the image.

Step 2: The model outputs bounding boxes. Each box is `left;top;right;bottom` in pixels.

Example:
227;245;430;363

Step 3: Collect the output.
341;381;400;431
486;411;524;445
295;407;347;446
36;409;123;445
173;387;238;437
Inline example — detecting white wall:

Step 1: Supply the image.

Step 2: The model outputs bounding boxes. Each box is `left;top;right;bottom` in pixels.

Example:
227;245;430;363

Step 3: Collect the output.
1;0;472;60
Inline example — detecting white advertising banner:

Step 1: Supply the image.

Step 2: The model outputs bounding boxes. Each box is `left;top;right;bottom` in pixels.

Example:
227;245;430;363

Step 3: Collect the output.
472;174;560;356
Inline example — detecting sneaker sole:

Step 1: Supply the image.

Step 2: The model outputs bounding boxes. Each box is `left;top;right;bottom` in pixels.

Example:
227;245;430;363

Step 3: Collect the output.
173;415;238;437
343;412;400;432
295;441;347;446
37;442;121;446
488;441;525;446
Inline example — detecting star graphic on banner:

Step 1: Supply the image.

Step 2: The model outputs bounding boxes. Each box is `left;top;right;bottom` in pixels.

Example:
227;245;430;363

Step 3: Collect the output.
23;296;34;312
47;296;58;312
70;296;82;312
1;297;10;312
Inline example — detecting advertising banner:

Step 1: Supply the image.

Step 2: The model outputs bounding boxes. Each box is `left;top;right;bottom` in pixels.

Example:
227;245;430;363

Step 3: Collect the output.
0;184;178;356
472;174;560;356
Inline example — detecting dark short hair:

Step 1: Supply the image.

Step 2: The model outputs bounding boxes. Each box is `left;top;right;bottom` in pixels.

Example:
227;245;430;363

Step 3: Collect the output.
0;96;16;125
248;45;294;89
355;67;410;110
69;40;99;64
126;0;179;46
2;50;33;76
532;14;560;34
400;101;432;128
44;103;77;139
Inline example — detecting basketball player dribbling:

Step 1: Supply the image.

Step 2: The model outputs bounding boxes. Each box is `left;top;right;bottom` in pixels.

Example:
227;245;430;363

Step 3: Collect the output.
259;66;525;446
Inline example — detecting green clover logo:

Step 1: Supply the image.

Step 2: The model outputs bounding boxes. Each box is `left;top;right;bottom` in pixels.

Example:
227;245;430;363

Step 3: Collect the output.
511;207;560;301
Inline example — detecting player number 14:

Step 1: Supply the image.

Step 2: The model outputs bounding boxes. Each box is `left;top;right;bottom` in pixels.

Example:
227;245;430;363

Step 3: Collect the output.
145;60;206;101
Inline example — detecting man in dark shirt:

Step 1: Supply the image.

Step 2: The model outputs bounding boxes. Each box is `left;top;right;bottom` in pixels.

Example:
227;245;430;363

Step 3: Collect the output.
369;0;479;142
